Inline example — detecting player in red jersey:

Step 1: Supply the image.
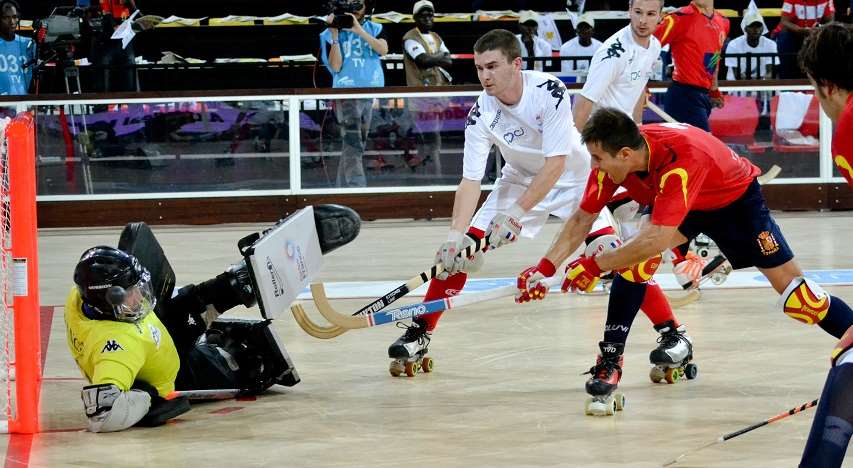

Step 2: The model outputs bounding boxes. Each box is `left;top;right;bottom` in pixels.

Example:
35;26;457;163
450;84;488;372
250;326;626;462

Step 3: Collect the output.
518;107;853;338
799;22;853;188
797;23;853;468
654;0;729;131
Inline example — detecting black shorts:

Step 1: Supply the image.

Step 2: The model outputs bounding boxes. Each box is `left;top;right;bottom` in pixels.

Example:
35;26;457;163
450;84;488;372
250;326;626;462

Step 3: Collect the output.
649;179;795;270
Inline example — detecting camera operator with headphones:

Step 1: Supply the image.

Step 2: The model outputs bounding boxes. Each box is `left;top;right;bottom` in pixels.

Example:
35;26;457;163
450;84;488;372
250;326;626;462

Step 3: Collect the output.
0;0;35;95
319;0;388;187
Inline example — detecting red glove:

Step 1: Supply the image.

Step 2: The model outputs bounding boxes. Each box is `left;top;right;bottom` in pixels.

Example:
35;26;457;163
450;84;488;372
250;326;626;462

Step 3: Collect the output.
516;258;557;303
562;256;603;293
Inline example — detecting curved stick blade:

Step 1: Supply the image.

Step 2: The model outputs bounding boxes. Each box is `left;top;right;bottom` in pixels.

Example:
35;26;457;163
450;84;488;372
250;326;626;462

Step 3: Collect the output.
290;303;348;339
311;283;371;329
666;289;701;308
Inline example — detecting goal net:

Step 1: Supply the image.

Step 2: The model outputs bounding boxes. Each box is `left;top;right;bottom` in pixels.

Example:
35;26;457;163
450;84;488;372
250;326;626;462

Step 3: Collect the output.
0;112;41;434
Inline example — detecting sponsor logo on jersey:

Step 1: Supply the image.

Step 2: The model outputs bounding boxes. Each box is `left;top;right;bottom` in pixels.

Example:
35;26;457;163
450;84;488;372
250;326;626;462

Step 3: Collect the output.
466;102;481;128
266;256;286;297
489;109;501;130
757;231;780;256
503;128;525;144
148;324;161;349
535;79;566;109
659;168;689;206
600;38;625;62
101;340;124;353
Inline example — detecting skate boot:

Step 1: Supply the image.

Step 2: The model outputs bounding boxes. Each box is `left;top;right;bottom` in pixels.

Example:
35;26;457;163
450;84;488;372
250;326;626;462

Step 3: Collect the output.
583;341;626;416
388;318;433;377
689;234;732;286
649;320;698;384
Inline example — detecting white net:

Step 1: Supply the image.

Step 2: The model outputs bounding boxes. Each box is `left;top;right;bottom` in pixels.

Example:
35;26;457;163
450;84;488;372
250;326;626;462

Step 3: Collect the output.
0;115;13;430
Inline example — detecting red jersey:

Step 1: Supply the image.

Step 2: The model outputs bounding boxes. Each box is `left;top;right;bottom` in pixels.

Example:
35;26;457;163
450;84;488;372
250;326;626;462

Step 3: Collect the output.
655;3;729;90
781;0;834;28
579;123;761;227
833;94;853;187
100;0;130;19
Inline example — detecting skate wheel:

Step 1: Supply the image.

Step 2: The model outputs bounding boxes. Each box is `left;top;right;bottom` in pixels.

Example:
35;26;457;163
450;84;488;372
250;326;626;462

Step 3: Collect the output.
389;360;404;377
665;367;681;384
405;361;419;377
421;357;433;373
684;363;698;380
584;397;595;416
614;393;626;411
605;396;617;416
650;366;664;383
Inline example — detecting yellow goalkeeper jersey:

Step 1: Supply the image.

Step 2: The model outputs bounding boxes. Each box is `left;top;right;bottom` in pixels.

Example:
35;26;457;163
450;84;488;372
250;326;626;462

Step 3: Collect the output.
65;287;180;397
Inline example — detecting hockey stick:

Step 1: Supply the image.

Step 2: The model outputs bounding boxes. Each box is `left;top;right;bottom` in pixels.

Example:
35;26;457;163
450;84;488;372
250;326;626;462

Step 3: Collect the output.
313;276;563;330
291;236;492;338
166;389;242;400
646;100;678;124
662;398;818;466
665;289;701;308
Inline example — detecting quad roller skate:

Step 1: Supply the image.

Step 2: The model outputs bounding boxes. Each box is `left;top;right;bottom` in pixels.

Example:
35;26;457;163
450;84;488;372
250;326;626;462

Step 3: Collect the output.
388;318;433;377
583;341;627;416
649;321;698;384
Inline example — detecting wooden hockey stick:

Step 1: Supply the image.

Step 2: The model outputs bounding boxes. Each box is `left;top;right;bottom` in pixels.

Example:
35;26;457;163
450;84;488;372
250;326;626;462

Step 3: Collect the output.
646;100;678;124
291;236;492;338
665;289;701;307
663;399;818;466
314;276;562;330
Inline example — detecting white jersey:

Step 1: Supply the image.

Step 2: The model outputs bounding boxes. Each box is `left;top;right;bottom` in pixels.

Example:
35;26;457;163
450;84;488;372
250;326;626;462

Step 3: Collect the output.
580;26;661;118
516;35;554;71
724;35;778;80
559;37;603;81
463;70;588;189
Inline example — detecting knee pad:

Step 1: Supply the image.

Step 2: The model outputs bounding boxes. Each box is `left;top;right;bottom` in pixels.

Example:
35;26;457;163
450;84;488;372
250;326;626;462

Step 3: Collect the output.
197;259;257;313
208;318;300;394
778;277;831;325
618;254;662;283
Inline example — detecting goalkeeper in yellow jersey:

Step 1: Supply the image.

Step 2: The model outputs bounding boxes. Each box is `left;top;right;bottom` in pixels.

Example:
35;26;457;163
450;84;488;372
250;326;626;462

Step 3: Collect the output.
66;240;298;432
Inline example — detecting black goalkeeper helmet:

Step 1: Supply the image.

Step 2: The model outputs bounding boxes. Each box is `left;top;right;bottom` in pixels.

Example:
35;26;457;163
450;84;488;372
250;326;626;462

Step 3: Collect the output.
74;246;155;323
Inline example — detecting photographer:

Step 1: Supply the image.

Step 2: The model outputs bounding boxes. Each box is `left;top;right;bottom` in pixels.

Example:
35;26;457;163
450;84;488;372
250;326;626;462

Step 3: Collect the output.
319;0;387;187
88;0;138;92
0;0;35;95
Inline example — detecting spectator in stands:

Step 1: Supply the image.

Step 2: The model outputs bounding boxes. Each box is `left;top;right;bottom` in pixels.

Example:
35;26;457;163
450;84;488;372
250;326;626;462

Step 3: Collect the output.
89;0;139;92
774;0;834;78
725;10;779;80
320;0;388;187
654;0;729;131
517;10;552;71
403;0;452;171
0;0;34;95
559;14;603;82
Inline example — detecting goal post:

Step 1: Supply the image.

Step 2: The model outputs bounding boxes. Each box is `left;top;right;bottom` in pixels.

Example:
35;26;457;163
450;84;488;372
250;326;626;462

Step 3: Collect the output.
2;112;41;434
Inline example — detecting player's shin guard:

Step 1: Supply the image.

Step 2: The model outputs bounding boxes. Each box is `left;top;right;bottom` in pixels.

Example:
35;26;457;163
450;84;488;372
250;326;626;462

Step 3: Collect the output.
799;363;853;467
640;281;678;327
603;275;646;344
779;277;853;338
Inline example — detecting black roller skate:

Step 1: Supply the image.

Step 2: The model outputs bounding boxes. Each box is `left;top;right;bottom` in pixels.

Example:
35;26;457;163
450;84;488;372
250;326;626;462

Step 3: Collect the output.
388;318;433;377
649;320;698;384
583;341;626;416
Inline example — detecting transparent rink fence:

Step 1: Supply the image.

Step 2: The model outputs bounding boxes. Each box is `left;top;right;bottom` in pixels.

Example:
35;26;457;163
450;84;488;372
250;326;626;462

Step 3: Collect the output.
0;84;845;201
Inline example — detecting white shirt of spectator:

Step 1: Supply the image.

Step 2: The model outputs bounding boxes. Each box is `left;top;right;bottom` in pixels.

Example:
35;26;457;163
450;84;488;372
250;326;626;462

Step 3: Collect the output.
515;34;553;71
559;37;604;82
580;25;661;120
404;34;450;59
463;70;588;188
724;35;779;80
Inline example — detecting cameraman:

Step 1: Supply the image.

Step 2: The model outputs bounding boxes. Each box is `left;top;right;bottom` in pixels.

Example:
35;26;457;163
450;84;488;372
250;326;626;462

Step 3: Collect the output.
319;0;387;187
88;0;138;92
0;0;35;95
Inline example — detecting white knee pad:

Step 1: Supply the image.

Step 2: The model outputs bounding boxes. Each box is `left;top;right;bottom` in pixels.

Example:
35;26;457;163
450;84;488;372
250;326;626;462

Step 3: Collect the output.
777;277;831;325
584;234;622;275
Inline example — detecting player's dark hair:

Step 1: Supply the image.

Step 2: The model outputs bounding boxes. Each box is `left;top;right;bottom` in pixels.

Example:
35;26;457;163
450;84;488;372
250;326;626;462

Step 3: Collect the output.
474;29;521;62
0;0;20;14
581;107;645;155
799;22;853;91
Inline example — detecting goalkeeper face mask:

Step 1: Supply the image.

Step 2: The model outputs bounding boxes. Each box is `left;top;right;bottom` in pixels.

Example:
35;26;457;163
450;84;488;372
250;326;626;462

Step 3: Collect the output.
104;273;155;323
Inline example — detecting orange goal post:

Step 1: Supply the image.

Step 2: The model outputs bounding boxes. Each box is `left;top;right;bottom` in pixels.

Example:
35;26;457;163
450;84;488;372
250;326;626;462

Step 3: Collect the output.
0;112;41;434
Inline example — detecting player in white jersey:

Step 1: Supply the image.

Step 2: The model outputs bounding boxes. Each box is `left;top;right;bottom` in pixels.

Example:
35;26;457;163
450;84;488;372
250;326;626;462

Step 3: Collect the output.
387;29;610;377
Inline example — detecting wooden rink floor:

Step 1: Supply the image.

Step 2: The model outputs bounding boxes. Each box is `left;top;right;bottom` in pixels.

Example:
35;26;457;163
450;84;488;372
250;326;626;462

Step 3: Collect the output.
11;212;853;467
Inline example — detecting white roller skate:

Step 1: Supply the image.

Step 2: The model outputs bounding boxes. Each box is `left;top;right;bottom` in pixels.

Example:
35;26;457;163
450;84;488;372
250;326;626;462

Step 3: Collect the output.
689;235;732;286
583;341;626;416
388;319;433;378
649;321;698;384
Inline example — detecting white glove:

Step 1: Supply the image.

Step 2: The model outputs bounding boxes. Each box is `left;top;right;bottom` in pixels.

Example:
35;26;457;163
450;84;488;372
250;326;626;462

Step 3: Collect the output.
673;252;705;289
435;231;484;280
486;203;524;249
